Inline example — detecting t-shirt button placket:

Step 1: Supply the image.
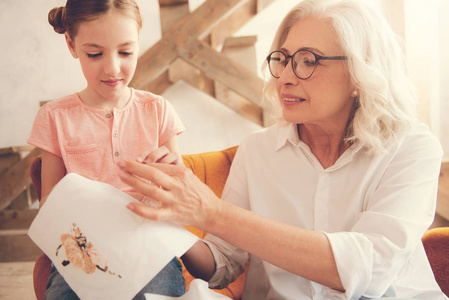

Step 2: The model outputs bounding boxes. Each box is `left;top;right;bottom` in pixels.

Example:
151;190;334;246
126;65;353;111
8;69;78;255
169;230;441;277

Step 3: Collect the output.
114;151;120;157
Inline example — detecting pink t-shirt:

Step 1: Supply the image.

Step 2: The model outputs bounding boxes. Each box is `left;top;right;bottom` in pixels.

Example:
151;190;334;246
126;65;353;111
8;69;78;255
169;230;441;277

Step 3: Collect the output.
28;88;185;195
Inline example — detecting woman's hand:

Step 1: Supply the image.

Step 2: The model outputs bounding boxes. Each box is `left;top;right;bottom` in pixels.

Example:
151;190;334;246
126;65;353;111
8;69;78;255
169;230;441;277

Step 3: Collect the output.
136;146;182;165
117;161;221;228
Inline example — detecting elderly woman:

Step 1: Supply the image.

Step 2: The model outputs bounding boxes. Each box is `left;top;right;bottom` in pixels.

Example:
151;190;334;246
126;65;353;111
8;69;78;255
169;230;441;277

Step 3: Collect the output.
118;0;446;299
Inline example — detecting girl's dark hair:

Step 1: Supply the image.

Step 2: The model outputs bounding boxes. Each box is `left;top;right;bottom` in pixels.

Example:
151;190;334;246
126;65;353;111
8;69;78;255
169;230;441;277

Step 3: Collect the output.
48;0;142;38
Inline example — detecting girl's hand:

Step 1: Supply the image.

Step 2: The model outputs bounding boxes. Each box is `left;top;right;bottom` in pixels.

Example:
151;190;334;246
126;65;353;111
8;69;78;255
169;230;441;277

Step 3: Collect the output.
136;146;182;165
117;160;221;228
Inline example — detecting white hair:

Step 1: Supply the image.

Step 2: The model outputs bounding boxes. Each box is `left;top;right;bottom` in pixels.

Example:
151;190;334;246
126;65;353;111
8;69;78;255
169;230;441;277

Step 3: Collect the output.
262;0;417;155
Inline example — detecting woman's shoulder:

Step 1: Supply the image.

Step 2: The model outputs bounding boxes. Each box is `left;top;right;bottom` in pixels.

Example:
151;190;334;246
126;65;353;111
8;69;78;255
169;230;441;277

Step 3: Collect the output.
398;121;443;159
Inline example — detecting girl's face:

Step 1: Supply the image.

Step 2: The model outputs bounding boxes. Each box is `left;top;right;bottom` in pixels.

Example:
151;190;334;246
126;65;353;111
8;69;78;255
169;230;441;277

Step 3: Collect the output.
66;10;139;106
275;17;354;133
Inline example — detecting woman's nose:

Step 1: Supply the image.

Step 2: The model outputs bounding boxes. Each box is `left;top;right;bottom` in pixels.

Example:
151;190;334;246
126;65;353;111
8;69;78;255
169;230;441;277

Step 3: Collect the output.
278;60;298;84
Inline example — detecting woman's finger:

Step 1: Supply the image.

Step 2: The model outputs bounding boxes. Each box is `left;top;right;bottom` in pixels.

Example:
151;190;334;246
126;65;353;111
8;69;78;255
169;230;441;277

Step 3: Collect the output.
118;160;177;190
118;167;175;205
126;202;172;221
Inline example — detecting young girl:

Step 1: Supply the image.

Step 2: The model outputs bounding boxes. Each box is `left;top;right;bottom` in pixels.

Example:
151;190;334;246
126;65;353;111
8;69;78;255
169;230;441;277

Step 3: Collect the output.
28;0;185;298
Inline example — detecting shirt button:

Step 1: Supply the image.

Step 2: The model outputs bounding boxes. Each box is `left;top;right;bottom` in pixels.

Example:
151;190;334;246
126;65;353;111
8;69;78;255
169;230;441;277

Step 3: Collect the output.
114;151;120;156
106;113;112;118
113;132;118;137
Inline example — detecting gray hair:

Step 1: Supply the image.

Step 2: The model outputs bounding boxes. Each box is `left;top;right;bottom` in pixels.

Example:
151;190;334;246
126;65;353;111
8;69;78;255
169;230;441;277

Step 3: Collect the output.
262;0;417;155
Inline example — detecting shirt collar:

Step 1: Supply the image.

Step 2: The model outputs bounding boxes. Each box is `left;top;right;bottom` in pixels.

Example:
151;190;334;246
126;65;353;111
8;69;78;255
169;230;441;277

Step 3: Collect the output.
275;122;364;171
275;123;321;157
276;123;301;151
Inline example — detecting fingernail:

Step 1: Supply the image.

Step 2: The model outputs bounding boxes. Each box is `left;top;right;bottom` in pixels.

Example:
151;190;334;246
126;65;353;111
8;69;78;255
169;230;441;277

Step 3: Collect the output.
126;203;135;211
136;156;143;163
117;161;125;169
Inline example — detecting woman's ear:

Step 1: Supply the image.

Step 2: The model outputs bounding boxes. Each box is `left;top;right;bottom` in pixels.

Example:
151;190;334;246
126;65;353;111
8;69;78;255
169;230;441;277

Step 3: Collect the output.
65;32;78;59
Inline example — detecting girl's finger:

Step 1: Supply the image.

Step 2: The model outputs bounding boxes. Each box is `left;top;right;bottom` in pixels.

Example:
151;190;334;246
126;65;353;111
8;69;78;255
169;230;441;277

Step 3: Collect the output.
157;152;181;165
136;149;154;163
138;147;171;164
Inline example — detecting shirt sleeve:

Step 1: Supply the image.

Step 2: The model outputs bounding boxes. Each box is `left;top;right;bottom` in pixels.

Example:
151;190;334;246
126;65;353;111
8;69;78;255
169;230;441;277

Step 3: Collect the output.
156;96;185;146
27;103;62;157
204;144;250;289
325;125;444;299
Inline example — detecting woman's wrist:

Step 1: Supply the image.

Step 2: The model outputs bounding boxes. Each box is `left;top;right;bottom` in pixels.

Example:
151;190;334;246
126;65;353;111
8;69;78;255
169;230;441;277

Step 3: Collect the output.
196;193;225;231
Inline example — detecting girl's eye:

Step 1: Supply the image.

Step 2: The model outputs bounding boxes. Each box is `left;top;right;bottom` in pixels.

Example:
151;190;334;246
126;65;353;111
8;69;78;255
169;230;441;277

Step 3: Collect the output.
119;52;133;56
87;53;102;58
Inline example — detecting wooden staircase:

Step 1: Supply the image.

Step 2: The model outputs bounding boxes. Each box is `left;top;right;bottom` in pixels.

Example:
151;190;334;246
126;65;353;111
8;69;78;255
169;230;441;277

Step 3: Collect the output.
0;146;42;262
131;0;276;127
0;0;275;263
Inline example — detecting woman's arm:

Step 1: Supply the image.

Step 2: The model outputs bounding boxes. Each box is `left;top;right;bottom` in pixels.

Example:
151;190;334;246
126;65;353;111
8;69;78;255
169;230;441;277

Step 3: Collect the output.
118;161;344;291
40;149;66;207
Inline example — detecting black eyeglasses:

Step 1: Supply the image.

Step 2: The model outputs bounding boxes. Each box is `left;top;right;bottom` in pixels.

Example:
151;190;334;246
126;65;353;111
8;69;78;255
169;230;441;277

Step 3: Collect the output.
266;50;347;79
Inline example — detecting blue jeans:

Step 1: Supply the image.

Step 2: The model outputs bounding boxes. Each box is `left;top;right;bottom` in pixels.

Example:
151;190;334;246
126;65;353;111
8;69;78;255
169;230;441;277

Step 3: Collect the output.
45;258;185;300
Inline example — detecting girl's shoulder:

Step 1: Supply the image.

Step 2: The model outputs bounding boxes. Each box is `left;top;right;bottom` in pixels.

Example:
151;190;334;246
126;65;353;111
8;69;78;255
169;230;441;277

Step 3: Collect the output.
132;89;166;105
42;94;80;111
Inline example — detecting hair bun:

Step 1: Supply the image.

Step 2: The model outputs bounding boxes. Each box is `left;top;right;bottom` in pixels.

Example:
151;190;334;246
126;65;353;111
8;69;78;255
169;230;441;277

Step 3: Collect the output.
48;6;66;34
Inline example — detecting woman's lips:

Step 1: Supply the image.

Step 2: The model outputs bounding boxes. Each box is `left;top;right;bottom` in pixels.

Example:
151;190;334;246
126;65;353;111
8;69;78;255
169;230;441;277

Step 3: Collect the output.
282;96;306;106
284;97;306;102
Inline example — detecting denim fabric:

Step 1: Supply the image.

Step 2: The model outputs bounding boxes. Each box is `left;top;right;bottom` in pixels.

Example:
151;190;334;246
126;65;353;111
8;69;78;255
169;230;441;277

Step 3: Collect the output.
45;258;185;300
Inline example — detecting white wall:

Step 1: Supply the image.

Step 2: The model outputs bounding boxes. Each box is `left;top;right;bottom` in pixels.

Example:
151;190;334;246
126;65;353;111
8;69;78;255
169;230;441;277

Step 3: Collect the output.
436;0;449;160
0;0;161;149
1;0;447;157
0;0;298;154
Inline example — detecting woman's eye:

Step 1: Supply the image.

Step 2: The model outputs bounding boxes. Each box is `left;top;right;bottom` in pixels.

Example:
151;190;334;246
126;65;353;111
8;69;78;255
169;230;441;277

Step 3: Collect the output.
303;59;317;66
87;53;102;58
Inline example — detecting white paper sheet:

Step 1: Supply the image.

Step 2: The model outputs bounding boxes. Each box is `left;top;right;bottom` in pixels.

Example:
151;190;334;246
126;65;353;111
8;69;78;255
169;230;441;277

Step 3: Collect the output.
28;173;198;300
145;279;232;300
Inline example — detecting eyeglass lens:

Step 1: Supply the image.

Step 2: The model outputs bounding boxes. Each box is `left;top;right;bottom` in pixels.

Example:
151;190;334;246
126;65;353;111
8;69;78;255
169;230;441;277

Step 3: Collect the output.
268;51;317;79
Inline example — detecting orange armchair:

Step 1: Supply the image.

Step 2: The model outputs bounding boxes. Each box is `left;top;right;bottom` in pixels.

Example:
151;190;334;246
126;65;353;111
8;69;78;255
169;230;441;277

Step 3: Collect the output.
30;147;449;299
422;227;449;296
30;146;246;300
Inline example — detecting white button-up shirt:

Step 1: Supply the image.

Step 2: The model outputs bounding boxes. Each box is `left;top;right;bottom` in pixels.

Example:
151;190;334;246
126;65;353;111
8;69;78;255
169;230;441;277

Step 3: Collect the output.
204;122;446;299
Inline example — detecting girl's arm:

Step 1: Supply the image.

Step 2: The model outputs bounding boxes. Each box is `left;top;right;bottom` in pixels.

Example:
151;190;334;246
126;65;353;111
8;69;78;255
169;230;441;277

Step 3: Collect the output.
136;136;183;165
40;149;66;207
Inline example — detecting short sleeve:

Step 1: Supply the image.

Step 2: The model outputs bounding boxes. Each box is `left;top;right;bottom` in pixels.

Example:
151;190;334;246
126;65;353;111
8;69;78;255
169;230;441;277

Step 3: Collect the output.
27;103;62;157
157;97;185;146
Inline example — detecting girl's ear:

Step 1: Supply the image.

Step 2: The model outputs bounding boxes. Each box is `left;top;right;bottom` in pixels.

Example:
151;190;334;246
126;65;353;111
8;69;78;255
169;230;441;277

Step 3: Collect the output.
65;32;78;59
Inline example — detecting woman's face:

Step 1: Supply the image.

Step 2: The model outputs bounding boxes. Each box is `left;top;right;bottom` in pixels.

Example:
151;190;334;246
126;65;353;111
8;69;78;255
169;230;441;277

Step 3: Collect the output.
66;10;140;105
276;17;354;133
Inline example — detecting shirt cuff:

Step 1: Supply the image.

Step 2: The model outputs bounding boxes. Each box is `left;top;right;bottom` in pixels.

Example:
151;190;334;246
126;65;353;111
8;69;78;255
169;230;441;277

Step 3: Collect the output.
203;234;248;289
324;231;373;299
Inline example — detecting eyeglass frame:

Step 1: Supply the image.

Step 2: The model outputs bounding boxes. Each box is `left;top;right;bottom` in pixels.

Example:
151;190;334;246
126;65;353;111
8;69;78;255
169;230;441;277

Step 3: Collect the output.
266;49;348;80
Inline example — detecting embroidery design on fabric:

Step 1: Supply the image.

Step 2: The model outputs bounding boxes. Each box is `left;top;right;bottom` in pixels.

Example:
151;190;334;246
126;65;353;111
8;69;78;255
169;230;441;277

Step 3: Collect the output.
55;223;122;278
